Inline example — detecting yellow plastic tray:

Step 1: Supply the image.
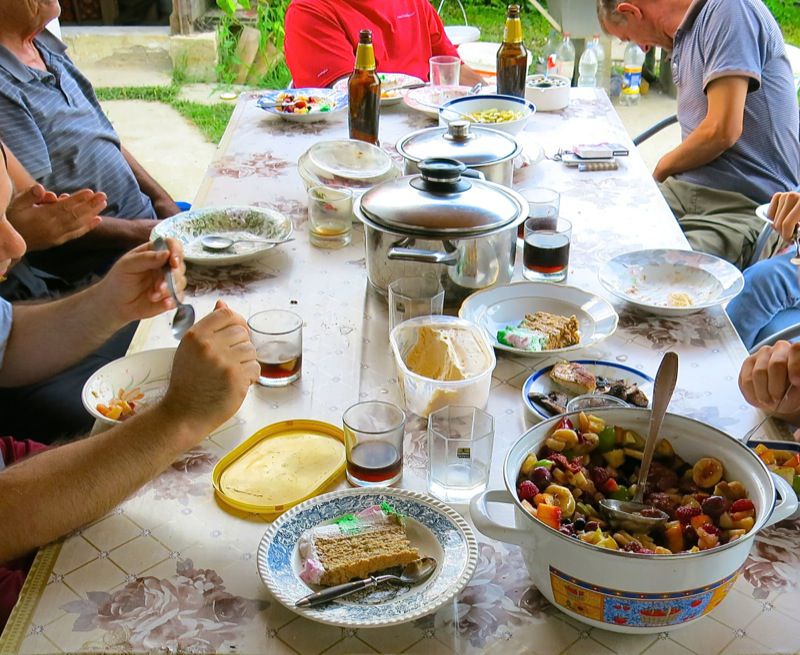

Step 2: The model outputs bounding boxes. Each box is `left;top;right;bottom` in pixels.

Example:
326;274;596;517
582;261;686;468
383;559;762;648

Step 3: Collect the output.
212;419;345;514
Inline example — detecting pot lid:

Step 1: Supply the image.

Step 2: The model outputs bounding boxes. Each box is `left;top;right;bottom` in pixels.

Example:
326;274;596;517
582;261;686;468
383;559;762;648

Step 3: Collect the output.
396;121;520;166
359;158;524;235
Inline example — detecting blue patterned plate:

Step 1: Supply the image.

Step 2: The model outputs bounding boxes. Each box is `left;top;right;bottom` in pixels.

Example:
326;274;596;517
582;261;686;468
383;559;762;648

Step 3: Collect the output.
257;488;478;628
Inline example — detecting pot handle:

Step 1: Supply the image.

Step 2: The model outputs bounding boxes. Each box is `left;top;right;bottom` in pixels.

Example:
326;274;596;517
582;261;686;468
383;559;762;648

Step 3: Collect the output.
462;168;486;181
469;489;531;546
765;473;799;527
388;247;460;265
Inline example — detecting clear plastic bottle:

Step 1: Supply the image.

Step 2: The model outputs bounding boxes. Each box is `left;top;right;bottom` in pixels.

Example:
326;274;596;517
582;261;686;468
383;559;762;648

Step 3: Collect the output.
587;34;606;69
620;42;645;106
555;32;575;84
577;47;598;87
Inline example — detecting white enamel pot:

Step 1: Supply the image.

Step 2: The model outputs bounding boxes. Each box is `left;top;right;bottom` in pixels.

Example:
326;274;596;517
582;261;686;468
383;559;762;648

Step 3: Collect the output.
470;408;798;634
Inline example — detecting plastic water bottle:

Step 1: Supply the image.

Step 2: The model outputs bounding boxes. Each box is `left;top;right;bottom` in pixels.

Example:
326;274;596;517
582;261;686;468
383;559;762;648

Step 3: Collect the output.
555;32;575;84
620;42;645;106
577;47;598;87
587;34;606;69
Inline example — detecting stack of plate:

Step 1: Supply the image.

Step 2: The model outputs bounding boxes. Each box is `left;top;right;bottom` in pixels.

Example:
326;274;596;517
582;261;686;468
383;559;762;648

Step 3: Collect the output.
297;139;401;193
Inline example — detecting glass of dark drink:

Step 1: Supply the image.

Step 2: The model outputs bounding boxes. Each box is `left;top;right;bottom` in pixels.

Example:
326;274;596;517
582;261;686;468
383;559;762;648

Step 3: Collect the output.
523;216;572;283
248;310;303;387
343;401;406;487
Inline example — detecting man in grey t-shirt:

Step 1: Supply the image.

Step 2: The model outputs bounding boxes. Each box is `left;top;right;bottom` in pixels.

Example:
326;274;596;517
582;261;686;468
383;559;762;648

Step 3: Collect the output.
597;0;800;269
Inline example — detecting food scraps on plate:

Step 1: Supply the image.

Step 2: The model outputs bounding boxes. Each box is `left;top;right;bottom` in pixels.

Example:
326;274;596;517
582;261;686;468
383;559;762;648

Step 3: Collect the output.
274;92;335;115
96;387;144;421
530;360;650;415
516;413;755;554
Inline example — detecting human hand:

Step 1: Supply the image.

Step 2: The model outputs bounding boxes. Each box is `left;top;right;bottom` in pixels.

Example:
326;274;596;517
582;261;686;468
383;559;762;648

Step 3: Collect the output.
769;191;800;242
7;184;107;251
95;238;186;325
653;158;669;183
161;300;259;436
739;340;800;420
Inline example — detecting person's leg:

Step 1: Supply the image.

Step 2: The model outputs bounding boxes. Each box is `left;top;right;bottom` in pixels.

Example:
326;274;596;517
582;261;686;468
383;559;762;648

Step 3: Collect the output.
0;322;138;443
726;252;800;350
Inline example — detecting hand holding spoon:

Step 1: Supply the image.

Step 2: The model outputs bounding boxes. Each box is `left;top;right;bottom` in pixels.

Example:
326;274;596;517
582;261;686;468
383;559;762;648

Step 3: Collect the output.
295;557;437;608
600;351;679;533
153;237;195;340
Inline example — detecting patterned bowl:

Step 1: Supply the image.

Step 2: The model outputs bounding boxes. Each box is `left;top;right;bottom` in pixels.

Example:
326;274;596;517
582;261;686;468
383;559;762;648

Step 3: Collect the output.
82;348;175;426
257;487;479;628
151;205;293;266
256;88;348;123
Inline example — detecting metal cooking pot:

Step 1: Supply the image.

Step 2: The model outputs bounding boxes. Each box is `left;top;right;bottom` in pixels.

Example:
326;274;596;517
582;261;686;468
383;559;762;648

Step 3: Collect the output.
355;158;527;305
396;121;521;188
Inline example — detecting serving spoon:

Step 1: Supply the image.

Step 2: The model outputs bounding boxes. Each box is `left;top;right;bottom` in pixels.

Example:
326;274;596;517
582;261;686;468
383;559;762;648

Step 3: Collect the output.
600;351;679;533
295;557;438;608
153;237;195;340
200;234;295;252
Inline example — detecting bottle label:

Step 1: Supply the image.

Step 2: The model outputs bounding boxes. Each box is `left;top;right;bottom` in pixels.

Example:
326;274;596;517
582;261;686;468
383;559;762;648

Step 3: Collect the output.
503;18;523;44
354;43;376;70
622;66;642;94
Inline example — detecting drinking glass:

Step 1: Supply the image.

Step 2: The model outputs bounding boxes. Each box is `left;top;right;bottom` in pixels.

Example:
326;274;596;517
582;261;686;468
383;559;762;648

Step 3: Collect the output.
343;401;406;487
428;406;494;503
248;310;303;387
387;276;445;330
307;185;353;248
566;393;628;413
523;216;572;283
518;187;560;238
429;55;461;87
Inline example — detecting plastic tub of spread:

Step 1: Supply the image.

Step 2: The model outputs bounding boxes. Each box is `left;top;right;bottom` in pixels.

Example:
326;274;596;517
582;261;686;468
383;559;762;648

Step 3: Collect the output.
212;419;346;514
389;315;496;418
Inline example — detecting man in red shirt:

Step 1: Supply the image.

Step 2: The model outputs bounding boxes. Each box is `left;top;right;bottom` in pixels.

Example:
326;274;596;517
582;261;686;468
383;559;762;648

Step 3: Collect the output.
284;0;483;88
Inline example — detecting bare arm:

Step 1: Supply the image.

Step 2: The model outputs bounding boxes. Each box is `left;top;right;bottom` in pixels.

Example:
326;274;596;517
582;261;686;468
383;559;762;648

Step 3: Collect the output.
0;239;185;387
653;76;749;183
122;146;180;220
459;63;485;86
0;303;260;563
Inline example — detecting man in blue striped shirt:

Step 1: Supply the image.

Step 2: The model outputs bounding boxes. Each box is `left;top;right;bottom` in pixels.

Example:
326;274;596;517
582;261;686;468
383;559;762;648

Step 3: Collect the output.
597;0;800;269
0;0;181;296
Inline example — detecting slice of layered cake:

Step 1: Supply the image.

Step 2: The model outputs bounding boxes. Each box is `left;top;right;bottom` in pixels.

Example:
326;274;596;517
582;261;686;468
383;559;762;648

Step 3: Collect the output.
298;504;420;586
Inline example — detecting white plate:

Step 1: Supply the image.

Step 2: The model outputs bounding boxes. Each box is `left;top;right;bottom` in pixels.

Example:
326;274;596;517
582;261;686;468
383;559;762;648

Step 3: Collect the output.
257;488;478;628
82;348;175;426
598;249;744;317
458;281;619;357
151;205;293;267
333;73;424;106
256;88;347;122
522;359;654;421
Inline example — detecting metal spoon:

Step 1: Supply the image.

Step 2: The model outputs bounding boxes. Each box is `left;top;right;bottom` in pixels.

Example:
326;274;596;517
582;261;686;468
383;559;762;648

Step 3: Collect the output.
600;351;679;533
295;557;438;608
152;237;195;340
200;234;294;252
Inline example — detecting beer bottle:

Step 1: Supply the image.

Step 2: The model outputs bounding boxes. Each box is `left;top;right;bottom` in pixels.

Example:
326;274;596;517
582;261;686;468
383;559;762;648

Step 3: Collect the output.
496;5;527;98
348;29;381;145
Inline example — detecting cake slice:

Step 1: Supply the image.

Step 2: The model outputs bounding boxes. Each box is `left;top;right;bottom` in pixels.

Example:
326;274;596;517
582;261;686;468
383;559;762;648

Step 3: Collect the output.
298;504;420;586
497;326;547;351
520;312;580;349
549;360;597;395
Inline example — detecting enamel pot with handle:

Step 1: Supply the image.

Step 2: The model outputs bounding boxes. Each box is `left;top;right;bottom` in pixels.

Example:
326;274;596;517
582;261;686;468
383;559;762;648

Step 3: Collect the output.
355;158;527;305
469;407;798;634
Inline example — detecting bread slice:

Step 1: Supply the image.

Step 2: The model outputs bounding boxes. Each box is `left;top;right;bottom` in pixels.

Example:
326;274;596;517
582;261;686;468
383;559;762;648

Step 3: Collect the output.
549;360;597;395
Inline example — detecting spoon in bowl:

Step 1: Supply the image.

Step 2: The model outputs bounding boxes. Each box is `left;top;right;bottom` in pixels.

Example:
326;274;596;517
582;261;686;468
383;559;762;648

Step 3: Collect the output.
200;234;295;252
153;237;195;340
295;557;438;608
600;351;679;533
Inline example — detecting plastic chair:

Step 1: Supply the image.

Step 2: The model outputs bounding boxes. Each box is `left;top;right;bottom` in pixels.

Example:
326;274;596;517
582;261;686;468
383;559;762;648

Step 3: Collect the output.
437;0;481;45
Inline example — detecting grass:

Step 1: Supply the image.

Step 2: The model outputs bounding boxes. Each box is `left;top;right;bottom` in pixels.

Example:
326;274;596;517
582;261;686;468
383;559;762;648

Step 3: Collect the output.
95;85;235;144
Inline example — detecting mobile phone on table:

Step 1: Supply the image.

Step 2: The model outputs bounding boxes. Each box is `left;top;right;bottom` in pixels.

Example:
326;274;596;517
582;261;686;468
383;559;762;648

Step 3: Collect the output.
574;143;629;159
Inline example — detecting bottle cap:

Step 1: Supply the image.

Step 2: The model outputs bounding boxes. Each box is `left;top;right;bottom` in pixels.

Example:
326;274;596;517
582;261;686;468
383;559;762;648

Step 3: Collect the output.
359;29;372;44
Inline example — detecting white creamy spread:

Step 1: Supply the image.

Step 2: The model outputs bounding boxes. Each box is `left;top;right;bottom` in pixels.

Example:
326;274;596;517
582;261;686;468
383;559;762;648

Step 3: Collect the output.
404;326;489;381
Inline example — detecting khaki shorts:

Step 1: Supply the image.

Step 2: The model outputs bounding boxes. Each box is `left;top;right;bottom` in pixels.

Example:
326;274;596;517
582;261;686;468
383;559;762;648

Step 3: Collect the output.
659;177;777;270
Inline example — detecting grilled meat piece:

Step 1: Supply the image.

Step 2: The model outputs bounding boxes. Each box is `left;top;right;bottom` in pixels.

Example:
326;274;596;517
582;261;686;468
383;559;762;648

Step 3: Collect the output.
529;391;569;415
549;360;597;395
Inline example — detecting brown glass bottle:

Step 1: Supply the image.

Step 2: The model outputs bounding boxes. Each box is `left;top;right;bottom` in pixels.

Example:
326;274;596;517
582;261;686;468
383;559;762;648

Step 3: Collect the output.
348;29;381;145
496;5;528;98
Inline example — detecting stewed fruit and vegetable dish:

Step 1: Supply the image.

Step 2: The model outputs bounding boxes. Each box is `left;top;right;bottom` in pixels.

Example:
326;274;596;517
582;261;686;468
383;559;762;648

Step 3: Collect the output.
515;413;755;554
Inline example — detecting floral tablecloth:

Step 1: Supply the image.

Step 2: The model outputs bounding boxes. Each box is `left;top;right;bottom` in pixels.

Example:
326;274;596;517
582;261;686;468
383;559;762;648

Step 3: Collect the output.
2;89;799;655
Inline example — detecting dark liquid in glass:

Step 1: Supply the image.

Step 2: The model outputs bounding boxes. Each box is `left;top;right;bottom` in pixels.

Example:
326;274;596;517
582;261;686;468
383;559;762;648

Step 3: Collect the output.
258;354;302;380
524;232;570;274
347;441;402;483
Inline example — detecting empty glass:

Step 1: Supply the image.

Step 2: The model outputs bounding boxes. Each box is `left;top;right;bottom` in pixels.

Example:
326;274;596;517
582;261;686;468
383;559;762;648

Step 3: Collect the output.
428;406;494;503
518;187;560;238
429;55;461;87
387;276;445;330
343;401;406;487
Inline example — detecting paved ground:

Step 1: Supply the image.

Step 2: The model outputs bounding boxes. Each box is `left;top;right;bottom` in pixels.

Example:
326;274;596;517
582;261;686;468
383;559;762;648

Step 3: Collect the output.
87;61;679;204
